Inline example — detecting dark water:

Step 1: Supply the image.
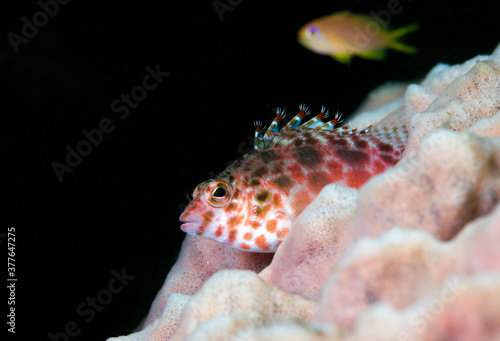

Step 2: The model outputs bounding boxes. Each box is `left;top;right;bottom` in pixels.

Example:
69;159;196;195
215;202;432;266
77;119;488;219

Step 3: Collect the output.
1;0;496;339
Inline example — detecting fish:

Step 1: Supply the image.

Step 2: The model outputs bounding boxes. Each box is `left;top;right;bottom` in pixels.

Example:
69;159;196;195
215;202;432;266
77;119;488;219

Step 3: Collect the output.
180;105;410;252
297;11;419;64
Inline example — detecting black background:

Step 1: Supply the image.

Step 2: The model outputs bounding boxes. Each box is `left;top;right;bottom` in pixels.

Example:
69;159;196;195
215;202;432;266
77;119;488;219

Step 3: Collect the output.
1;0;497;340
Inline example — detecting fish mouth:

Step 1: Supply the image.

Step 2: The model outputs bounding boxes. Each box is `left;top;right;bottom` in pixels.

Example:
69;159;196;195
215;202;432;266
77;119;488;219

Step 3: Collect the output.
180;222;204;234
179;213;205;234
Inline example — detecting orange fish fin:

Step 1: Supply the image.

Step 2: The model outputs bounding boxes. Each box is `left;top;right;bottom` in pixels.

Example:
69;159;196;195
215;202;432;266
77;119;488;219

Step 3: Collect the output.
358;49;387;61
367;105;411;148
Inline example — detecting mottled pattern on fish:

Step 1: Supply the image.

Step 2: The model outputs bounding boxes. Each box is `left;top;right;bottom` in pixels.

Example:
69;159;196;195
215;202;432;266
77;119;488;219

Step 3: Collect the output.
180;105;410;252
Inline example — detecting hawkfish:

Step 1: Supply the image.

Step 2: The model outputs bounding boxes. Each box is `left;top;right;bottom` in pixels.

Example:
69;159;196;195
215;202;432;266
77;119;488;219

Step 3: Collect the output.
298;11;419;64
180;105;410;252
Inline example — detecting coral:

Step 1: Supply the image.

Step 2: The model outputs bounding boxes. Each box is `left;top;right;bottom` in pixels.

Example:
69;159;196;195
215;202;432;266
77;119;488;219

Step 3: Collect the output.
315;202;500;329
352;81;409;114
259;183;358;300
169;270;317;341
108;44;500;341
352;130;500;241
112;293;190;341
352;274;500;341
142;235;273;328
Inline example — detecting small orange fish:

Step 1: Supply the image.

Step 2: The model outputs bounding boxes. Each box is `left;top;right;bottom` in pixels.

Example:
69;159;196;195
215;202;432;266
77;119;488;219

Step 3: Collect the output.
298;11;419;64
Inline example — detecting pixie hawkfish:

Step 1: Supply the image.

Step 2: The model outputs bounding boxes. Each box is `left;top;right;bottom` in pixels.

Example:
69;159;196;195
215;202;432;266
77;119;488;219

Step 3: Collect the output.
180;105;410;252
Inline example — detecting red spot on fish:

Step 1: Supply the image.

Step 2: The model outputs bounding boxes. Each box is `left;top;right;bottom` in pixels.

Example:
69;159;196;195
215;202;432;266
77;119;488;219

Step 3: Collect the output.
244;232;253;241
377;142;394;153
327;160;344;181
373;160;387;174
271;163;284;174
294;145;323;167
266;219;277;233
308;171;333;192
346;169;371;188
233;188;241;198
336;148;370;166
255;235;270;251
225;202;238;212
271;175;293;193
327;136;349;148
287;163;306;182
255;203;272;219
239;243;251;250
228;229;238;243
252;166;268;178
215;225;224;237
228;215;243;228
250;221;260;229
259;150;280;162
201;211;214;228
277;228;289;240
232;159;242;168
352;136;369;149
250;179;261;186
381;154;397;165
272;193;283;208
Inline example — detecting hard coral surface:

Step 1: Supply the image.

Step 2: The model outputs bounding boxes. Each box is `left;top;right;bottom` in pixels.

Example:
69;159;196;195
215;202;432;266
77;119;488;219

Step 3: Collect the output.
142;235;272;328
109;45;500;341
259;183;358;300
316;202;500;329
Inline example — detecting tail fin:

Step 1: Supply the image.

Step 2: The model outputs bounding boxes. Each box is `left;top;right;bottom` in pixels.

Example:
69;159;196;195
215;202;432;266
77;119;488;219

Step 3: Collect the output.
389;23;419;54
391;23;419;39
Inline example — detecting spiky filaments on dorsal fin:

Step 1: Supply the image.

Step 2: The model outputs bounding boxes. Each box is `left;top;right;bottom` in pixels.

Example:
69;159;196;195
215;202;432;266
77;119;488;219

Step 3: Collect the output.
253;105;410;150
253;104;346;149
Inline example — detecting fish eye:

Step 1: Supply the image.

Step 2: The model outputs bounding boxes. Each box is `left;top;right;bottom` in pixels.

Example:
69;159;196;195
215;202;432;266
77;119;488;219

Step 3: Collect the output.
306;25;320;40
212;186;226;198
206;180;232;207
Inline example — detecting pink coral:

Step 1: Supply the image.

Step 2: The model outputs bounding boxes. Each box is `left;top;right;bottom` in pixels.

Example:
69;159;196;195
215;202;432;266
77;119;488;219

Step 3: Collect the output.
108;45;500;341
259;184;357;300
142;235;272;328
315;201;500;329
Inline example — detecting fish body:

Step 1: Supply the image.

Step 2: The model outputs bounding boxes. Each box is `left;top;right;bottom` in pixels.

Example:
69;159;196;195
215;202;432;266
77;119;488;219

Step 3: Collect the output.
297;11;419;63
180;106;410;252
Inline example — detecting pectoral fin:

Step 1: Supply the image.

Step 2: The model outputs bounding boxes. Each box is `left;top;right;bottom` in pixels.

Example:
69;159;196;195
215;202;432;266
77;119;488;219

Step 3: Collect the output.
331;52;352;64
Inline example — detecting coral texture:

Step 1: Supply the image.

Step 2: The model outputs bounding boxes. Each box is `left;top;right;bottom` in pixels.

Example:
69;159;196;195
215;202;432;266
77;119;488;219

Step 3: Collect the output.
109;44;500;341
142;235;273;328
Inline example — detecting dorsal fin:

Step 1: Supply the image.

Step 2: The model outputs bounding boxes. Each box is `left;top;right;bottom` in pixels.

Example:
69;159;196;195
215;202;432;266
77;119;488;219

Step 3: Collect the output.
253;105;410;150
254;105;345;149
364;105;410;149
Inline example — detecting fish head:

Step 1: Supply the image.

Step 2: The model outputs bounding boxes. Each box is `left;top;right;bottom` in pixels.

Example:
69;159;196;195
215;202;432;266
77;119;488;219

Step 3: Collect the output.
298;23;335;55
180;173;292;253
